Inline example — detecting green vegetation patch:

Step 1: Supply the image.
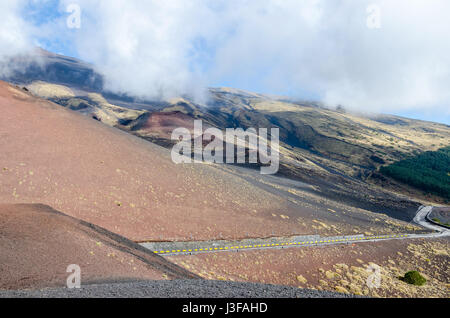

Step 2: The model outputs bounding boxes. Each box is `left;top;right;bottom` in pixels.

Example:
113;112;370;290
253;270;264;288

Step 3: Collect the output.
380;146;450;200
400;271;427;286
431;217;450;227
432;218;441;223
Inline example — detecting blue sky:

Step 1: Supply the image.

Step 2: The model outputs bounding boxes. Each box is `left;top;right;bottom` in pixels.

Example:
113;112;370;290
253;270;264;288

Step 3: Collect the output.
4;1;449;125
22;0;79;58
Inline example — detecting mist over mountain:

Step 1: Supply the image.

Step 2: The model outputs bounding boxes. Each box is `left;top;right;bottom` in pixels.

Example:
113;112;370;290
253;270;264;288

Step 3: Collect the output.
1;0;450;123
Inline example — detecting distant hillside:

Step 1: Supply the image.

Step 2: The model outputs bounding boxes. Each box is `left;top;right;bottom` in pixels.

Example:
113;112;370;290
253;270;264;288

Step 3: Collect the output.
4;49;450;204
380;147;450;201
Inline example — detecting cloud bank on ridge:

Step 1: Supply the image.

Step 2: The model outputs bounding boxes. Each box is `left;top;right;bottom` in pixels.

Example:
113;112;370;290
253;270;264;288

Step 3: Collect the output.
2;0;450;120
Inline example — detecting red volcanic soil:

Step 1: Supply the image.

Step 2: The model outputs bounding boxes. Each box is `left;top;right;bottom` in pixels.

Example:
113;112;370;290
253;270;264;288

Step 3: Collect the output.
137;111;198;139
0;81;304;241
0;204;197;290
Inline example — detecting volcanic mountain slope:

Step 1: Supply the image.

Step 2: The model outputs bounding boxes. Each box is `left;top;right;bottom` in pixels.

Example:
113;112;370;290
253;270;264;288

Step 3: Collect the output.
3;77;433;246
1;80;422;244
10;50;450;205
3;50;449;227
2;51;449;297
0;203;197;290
4;48;103;91
10;50;450;169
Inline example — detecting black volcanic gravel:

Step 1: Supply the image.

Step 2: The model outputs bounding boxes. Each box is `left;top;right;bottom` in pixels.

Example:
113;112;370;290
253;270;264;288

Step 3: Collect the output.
0;280;360;298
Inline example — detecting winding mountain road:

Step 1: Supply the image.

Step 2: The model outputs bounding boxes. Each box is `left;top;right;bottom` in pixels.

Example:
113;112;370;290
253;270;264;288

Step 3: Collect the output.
141;206;449;256
413;206;449;237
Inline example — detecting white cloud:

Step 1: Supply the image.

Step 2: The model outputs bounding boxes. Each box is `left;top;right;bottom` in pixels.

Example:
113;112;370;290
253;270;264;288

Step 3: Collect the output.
208;0;450;116
59;0;223;101
0;0;36;77
3;0;450;119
